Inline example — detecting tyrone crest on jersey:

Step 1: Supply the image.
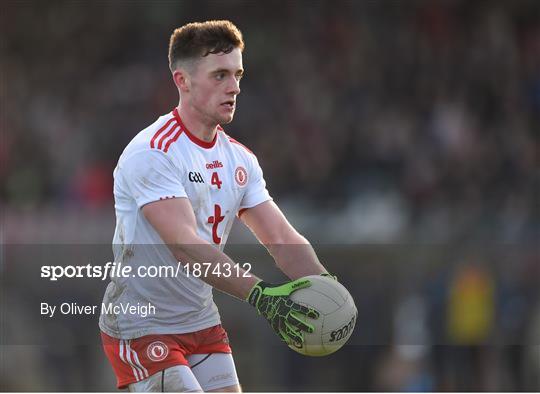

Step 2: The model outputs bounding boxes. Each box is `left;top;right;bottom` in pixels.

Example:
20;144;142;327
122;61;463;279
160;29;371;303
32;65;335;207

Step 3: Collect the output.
235;166;248;187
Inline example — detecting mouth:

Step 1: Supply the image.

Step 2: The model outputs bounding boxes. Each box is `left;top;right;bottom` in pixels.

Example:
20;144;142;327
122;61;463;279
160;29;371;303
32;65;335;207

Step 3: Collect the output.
221;100;235;110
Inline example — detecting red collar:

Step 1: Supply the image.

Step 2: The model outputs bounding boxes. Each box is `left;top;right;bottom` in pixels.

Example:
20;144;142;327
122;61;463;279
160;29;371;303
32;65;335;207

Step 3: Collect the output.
173;108;218;149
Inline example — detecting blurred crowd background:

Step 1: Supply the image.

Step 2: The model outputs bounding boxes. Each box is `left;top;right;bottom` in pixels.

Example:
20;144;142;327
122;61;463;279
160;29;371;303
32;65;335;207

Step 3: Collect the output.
1;0;539;391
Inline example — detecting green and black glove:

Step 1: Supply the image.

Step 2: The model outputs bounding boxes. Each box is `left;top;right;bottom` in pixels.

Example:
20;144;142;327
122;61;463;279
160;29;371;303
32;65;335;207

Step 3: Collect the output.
247;278;320;346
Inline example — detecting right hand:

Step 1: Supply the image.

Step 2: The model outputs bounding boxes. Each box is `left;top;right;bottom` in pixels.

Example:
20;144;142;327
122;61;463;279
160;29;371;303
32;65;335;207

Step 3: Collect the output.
246;278;320;347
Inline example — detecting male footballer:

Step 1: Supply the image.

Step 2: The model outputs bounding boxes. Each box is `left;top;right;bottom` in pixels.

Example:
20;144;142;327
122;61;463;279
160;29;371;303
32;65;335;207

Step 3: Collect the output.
100;20;331;392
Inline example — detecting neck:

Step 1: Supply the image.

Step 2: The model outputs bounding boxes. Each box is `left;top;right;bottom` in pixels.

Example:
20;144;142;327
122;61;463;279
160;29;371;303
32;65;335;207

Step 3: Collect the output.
176;104;217;142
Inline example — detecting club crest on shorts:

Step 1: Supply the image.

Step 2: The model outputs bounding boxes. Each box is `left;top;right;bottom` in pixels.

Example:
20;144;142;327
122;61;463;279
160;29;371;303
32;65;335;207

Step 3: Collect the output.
147;341;169;362
235;166;247;186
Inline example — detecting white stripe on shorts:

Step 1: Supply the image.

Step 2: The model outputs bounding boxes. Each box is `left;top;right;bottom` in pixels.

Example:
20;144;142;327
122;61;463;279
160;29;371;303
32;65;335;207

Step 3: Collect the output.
126;340;146;381
120;339;142;381
129;341;149;379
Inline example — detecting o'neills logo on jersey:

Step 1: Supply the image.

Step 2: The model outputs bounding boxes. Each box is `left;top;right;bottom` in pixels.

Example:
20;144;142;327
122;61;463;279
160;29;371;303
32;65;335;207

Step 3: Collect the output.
206;160;224;169
235;166;248;186
147;341;169;362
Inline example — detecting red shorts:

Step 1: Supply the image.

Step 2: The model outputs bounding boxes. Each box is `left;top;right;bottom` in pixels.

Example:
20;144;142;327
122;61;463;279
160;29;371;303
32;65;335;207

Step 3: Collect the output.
101;325;232;389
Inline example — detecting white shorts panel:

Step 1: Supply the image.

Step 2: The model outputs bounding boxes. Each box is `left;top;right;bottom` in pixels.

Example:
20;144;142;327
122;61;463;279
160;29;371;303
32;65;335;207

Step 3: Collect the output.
128;364;203;392
187;353;240;391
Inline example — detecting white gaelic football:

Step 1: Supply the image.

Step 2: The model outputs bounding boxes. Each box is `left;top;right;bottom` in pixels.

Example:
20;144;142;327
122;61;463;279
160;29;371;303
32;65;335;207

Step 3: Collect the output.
289;275;357;356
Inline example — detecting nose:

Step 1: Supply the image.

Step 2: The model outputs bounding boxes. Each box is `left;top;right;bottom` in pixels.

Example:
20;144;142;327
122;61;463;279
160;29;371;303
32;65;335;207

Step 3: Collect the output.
227;76;240;95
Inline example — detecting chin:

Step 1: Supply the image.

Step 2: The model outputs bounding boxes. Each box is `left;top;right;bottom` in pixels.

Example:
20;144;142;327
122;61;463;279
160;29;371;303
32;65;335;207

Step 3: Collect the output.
218;114;234;125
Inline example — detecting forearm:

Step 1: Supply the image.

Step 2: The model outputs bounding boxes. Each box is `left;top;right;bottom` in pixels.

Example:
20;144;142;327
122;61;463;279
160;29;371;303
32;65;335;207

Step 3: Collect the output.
168;235;259;300
142;199;259;300
267;232;327;280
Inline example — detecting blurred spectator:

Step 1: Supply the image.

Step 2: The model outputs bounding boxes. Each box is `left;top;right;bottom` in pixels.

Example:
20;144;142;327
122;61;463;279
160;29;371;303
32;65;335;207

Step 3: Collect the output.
1;1;538;246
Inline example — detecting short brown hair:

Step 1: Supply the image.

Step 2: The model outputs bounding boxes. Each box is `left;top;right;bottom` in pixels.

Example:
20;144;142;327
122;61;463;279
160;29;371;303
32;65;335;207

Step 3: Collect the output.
168;20;244;71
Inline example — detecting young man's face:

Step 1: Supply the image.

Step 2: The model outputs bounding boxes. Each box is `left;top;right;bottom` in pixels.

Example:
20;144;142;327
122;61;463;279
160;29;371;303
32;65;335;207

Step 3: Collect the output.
186;47;243;126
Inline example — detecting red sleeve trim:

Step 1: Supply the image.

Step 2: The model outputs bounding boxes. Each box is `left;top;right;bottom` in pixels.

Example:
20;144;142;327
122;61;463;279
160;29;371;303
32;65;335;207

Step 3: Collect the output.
221;133;252;157
157;124;180;150
163;129;183;152
229;138;254;155
150;117;177;149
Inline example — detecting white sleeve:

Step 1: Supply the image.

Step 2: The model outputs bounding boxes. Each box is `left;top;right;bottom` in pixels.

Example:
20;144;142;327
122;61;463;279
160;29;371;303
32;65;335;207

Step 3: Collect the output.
239;155;272;210
120;150;187;208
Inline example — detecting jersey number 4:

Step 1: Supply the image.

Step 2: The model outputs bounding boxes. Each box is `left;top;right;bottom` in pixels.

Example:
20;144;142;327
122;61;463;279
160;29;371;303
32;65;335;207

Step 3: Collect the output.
207;204;225;244
211;172;222;189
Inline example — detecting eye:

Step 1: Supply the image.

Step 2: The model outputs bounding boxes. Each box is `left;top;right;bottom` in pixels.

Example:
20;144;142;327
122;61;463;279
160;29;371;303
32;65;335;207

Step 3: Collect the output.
215;72;226;81
235;74;243;81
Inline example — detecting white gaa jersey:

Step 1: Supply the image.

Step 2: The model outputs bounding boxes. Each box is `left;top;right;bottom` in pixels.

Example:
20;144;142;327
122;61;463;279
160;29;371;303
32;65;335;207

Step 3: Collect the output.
99;108;272;339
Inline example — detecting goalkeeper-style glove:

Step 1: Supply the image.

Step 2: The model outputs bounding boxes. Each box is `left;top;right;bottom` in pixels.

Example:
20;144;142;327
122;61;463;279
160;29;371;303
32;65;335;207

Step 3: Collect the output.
247;278;320;346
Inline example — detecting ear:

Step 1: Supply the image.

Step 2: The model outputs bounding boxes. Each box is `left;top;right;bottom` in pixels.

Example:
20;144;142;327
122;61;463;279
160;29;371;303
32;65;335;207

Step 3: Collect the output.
172;68;190;93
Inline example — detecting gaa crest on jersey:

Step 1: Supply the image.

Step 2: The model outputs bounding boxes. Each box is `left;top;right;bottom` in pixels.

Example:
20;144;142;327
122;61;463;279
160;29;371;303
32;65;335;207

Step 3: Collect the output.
234;166;248;186
147;341;169;362
188;171;205;183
